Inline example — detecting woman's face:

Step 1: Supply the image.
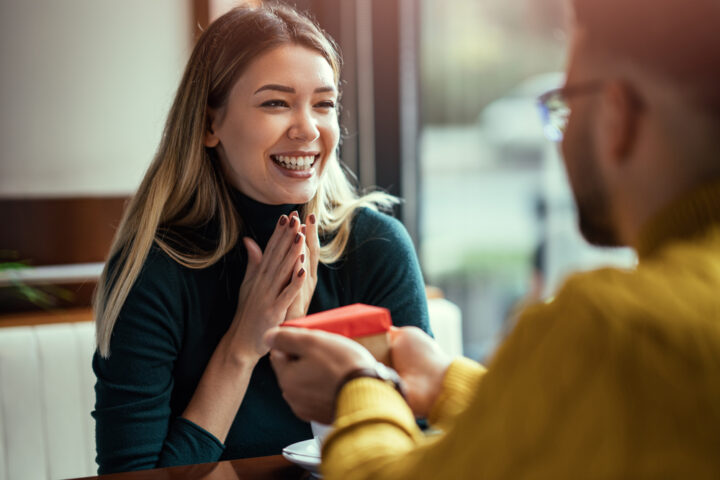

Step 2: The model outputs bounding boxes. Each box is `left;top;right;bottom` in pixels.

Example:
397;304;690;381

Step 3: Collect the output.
205;44;340;205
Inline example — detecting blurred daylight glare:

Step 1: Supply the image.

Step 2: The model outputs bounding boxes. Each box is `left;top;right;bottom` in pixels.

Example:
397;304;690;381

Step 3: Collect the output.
418;0;635;361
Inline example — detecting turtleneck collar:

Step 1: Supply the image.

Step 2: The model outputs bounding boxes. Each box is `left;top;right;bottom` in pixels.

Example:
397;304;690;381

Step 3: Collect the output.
635;178;720;260
230;189;300;250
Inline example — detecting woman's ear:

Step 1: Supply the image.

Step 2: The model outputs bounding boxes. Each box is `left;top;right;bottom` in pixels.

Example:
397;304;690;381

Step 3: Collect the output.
204;109;220;148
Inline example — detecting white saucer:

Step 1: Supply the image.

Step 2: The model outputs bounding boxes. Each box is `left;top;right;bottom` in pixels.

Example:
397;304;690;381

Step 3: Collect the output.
282;438;322;477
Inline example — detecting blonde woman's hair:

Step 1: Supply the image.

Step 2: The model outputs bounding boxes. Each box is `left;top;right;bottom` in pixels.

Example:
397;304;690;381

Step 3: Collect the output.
94;3;397;357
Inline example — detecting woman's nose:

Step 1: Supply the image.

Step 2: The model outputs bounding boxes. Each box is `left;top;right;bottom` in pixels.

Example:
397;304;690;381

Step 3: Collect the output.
287;109;320;142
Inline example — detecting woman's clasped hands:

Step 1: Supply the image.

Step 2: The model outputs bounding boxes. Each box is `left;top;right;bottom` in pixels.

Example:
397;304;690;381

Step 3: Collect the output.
225;211;320;360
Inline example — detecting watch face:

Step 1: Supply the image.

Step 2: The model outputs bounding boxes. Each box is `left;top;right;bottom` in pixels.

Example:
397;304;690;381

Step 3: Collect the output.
375;363;397;382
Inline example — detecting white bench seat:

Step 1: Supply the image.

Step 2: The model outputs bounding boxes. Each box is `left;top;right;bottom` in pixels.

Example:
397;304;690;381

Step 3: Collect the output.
0;322;96;480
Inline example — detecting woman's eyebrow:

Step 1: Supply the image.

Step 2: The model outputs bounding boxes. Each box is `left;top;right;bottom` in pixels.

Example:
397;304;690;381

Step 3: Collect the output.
254;84;294;94
314;86;336;94
254;84;337;95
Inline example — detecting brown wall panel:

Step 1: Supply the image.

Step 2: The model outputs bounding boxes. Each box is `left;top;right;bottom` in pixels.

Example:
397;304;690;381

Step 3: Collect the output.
192;0;209;40
0;197;128;266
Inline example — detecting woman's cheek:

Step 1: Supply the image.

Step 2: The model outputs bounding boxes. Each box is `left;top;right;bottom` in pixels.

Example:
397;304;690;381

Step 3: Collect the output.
323;120;341;148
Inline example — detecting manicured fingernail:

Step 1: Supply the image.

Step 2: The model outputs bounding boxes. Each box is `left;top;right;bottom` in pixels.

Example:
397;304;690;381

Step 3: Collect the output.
309;214;316;224
297;268;305;278
294;233;302;244
301;225;306;235
289;217;297;228
279;215;288;226
300;254;305;263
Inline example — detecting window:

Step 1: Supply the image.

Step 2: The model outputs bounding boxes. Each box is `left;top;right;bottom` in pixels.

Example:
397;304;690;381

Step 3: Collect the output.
419;0;635;361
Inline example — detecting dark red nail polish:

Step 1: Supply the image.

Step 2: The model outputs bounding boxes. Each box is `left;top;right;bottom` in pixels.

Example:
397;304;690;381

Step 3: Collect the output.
297;268;305;278
294;233;302;244
289;217;297;228
279;216;288;226
309;214;316;224
300;254;305;263
301;225;306;235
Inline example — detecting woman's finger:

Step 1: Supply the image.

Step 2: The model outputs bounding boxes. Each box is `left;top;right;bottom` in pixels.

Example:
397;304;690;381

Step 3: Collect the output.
271;232;305;287
262;212;301;276
305;213;320;278
260;214;290;265
276;256;306;309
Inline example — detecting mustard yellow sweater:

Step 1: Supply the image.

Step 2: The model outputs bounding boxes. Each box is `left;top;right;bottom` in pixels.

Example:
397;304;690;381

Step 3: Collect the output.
322;181;720;479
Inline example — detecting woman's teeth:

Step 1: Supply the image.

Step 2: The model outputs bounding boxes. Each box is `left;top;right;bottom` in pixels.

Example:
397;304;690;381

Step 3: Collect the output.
272;155;317;171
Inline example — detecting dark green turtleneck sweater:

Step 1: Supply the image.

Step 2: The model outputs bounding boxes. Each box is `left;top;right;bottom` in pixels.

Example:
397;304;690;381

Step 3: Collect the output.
92;193;431;474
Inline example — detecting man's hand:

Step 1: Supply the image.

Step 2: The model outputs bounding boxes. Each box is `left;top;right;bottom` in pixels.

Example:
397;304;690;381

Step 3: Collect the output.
390;327;453;417
266;327;377;424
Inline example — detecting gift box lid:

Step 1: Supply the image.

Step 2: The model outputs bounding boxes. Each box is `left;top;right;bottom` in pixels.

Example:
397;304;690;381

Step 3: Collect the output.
283;303;391;338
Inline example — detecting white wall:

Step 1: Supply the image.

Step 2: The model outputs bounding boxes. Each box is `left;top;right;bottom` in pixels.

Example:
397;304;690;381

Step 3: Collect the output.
0;0;191;197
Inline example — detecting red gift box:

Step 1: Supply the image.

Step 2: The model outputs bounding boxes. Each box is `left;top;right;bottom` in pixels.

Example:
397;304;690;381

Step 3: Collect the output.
283;304;392;364
283;303;391;337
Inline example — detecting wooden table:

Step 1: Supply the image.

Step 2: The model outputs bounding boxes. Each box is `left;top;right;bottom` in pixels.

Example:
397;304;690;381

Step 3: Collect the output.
69;455;312;480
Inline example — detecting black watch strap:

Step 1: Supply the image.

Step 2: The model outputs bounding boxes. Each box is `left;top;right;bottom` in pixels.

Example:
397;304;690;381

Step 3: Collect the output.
336;364;407;399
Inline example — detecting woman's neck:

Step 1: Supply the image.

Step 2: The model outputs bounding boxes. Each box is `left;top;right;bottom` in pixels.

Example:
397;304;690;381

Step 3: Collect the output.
230;189;300;249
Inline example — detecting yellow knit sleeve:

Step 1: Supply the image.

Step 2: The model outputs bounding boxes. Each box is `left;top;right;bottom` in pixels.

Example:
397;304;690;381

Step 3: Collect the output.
329;377;422;441
321;377;424;480
321;358;485;479
428;356;486;428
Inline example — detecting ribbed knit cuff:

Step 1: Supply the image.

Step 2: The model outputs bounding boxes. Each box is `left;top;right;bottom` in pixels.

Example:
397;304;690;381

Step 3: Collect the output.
157;417;226;467
428;356;486;426
174;417;226;450
330;377;420;441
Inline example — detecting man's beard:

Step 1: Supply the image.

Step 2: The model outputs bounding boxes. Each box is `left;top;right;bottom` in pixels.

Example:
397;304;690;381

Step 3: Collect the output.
563;120;622;247
576;186;621;247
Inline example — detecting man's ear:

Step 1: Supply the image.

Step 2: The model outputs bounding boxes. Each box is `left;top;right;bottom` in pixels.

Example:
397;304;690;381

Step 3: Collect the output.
203;109;220;148
601;80;642;162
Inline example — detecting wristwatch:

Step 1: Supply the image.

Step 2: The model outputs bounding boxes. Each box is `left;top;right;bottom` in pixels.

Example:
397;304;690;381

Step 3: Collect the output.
337;362;407;399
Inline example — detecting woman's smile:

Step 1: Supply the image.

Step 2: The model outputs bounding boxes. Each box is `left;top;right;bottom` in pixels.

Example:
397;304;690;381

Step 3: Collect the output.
270;151;321;177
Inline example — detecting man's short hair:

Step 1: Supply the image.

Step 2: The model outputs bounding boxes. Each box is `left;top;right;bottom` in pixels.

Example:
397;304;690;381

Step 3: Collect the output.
573;0;720;118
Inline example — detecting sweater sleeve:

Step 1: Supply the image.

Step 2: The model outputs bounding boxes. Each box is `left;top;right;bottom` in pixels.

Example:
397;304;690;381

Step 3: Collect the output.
345;208;431;334
320;276;629;480
427;356;486;429
92;250;224;474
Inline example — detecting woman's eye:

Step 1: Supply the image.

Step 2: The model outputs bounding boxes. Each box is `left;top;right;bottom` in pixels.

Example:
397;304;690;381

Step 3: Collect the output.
261;99;289;108
315;100;336;109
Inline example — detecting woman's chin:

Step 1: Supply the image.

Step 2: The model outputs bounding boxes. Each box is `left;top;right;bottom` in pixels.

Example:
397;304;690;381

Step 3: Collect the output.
263;186;317;206
283;190;316;205
230;180;318;206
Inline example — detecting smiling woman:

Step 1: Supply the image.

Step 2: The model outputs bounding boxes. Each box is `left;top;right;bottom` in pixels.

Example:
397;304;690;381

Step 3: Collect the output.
204;45;340;205
90;3;431;475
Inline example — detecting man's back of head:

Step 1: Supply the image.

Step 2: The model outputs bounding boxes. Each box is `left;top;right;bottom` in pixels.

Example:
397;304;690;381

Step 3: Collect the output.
573;0;720;120
560;0;720;248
